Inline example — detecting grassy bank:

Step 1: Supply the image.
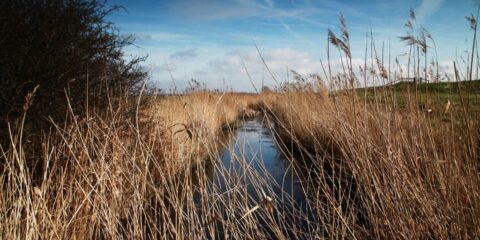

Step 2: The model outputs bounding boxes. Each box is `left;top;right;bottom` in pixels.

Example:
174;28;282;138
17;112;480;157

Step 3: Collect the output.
359;80;480;120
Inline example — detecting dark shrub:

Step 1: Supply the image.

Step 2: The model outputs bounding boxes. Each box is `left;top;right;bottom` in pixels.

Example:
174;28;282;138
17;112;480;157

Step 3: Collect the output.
0;0;148;180
0;0;147;131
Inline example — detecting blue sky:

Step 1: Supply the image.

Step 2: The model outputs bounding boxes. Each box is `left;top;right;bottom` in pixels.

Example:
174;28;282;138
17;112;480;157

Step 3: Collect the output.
107;0;477;91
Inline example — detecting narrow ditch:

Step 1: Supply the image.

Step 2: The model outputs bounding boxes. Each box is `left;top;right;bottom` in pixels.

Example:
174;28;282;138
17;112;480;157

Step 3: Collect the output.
191;116;320;238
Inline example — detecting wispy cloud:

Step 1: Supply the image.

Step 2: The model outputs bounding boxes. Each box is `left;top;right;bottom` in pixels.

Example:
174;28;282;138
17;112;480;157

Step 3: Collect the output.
170;48;198;61
281;22;316;47
207;48;323;85
168;0;259;20
264;0;274;8
128;31;191;42
167;0;317;22
109;0;472;91
416;0;445;23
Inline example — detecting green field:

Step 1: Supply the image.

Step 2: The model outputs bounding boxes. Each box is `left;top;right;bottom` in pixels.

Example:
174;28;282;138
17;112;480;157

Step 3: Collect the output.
359;80;480;111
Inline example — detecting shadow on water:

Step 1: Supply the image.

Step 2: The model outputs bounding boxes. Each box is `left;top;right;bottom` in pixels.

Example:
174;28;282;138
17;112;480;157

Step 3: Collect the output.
192;116;320;239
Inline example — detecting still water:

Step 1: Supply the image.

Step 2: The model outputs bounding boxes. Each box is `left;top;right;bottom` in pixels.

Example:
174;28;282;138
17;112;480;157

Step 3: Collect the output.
192;116;318;238
215;117;310;205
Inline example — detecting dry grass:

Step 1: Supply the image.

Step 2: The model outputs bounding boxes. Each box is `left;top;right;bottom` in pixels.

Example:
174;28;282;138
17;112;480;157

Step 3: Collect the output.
2;9;480;240
0;92;268;239
255;9;480;238
2;81;479;239
146;92;260;173
261;89;480;238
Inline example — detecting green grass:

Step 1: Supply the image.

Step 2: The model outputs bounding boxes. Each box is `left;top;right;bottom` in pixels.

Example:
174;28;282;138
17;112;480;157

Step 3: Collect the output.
358;80;480;116
348;80;480;131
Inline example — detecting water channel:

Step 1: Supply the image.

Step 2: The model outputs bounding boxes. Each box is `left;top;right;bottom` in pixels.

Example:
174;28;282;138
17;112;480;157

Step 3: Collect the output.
215;117;310;205
192;116;319;238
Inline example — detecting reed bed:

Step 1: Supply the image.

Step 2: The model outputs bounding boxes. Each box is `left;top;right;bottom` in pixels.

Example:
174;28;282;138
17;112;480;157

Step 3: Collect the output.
147;92;260;173
0;92;274;239
2;9;480;240
262;89;479;238
4;83;478;239
257;10;480;238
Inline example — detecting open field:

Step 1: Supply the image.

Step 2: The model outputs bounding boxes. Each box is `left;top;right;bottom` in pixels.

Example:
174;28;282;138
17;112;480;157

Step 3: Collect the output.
359;81;480;118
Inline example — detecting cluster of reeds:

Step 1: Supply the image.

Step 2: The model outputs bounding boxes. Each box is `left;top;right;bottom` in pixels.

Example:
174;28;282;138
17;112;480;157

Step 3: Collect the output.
4;89;351;238
2;7;480;240
259;9;480;239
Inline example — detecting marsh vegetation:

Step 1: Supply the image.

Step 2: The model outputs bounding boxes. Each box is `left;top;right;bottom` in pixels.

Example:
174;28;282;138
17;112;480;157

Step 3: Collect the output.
1;1;479;239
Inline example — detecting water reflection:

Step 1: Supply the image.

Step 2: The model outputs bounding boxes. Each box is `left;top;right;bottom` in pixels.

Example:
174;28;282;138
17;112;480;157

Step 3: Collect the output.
217;118;309;205
192;117;317;238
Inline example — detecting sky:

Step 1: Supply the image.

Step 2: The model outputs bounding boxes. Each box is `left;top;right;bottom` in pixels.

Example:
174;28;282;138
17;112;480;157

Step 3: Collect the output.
107;0;478;92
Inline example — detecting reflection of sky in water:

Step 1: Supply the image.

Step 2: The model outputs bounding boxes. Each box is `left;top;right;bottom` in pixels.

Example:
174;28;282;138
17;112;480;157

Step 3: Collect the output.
215;118;309;208
192;117;318;237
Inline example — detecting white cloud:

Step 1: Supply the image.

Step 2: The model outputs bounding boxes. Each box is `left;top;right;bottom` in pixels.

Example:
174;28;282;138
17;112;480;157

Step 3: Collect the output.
145;46;458;92
204;48;327;90
145;47;376;91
